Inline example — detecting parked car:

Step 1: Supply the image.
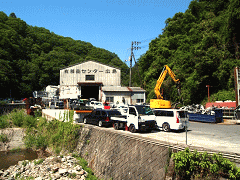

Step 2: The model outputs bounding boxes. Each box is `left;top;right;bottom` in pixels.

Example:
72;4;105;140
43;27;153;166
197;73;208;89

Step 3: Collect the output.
70;99;86;110
153;109;189;132
83;109;121;127
50;101;64;109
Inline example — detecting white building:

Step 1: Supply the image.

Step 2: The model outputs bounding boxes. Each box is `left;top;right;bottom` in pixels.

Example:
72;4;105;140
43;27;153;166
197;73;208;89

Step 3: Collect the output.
59;60;146;105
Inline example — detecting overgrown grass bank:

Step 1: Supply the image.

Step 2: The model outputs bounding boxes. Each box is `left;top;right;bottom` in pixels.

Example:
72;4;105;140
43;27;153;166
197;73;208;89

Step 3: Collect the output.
24;117;82;153
0;109;37;129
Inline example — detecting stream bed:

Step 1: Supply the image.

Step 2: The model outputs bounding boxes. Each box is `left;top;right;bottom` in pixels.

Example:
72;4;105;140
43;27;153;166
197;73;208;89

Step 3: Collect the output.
0;150;38;170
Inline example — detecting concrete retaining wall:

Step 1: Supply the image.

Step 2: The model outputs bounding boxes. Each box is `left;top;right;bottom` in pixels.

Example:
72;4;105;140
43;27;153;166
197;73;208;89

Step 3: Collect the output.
0;128;26;151
74;126;169;180
42;109;71;121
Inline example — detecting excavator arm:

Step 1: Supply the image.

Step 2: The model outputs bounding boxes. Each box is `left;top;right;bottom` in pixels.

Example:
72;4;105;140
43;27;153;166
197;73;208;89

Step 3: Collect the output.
150;65;180;109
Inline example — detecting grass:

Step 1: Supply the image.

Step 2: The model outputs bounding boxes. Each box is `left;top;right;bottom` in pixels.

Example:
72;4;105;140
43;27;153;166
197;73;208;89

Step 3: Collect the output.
10;147;22;153
0;133;8;143
0;114;9;128
0;109;37;129
34;159;44;165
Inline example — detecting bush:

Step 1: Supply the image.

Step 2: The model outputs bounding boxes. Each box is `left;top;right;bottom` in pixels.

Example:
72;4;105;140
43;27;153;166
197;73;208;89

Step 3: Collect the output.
172;148;240;179
24;119;82;152
0;115;9;128
9;109;25;127
23;115;37;128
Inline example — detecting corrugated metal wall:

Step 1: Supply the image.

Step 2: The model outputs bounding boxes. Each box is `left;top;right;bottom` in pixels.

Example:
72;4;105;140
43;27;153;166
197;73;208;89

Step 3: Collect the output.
60;61;121;86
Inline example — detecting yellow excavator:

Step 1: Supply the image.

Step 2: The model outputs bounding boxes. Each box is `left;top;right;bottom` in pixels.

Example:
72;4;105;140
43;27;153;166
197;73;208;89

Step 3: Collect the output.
150;65;181;109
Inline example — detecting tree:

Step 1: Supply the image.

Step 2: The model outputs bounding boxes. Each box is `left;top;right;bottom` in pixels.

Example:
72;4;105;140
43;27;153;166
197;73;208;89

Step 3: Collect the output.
9;12;17;18
134;0;240;104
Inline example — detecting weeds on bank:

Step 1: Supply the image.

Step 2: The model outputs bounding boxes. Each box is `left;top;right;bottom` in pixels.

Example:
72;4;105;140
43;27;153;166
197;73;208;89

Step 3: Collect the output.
0;109;37;129
0;133;8;143
172;148;240;179
24;117;82;152
34;159;44;165
72;154;98;180
0;114;9;128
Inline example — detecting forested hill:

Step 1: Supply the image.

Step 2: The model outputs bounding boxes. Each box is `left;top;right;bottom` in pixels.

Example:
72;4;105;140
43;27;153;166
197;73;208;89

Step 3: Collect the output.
133;0;240;105
0;12;129;99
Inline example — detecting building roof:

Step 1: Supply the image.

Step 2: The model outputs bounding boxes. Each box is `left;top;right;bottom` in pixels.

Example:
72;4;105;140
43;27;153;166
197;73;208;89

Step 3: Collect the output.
128;87;146;92
60;60;120;71
102;86;145;92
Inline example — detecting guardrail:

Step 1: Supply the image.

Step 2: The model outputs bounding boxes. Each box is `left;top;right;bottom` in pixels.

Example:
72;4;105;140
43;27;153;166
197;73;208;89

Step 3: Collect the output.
222;109;235;119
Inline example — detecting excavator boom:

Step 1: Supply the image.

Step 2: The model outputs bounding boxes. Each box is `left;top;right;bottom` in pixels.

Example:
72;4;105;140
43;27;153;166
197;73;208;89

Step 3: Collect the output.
150;65;180;109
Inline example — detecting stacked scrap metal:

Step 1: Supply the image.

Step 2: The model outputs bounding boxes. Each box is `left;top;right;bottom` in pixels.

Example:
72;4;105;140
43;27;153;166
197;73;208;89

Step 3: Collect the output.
180;104;216;116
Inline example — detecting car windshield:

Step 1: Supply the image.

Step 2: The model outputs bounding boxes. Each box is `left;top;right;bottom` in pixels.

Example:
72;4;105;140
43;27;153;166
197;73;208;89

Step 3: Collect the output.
136;106;154;115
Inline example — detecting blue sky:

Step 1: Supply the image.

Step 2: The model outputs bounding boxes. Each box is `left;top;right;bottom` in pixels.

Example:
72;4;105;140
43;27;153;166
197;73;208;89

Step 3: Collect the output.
1;0;193;66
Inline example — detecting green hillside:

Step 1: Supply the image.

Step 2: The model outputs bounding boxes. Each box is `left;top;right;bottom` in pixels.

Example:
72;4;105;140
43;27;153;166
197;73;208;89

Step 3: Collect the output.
133;0;240;105
0;12;129;99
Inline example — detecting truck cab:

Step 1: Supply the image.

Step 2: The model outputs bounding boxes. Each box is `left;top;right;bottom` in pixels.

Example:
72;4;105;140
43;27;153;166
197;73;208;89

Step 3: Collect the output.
112;105;157;133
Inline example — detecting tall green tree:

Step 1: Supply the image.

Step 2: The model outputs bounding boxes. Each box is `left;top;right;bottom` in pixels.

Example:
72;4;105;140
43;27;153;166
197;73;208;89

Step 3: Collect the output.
134;0;240;104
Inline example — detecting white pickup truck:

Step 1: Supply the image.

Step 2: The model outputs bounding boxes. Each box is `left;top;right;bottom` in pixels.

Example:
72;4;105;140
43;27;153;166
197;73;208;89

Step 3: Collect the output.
111;105;157;133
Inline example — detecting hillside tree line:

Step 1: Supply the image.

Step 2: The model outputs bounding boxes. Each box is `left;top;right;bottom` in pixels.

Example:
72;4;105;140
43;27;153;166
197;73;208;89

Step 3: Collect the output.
0;11;129;99
132;0;240;105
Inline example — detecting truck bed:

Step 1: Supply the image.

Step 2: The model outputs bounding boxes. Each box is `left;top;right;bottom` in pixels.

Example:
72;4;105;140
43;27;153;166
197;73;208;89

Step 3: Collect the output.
111;115;127;122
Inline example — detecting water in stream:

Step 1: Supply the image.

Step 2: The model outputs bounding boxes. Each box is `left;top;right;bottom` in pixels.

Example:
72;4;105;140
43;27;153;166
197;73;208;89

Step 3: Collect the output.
0;150;38;170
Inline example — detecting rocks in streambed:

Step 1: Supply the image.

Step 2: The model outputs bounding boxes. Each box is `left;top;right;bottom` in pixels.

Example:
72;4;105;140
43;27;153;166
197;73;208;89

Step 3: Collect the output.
0;155;88;180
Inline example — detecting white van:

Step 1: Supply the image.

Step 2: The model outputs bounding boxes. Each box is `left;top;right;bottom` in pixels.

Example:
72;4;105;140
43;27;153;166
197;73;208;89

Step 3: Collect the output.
153;109;189;132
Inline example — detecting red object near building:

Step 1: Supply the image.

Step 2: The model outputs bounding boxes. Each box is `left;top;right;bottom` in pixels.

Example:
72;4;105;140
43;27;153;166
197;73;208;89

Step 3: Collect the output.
104;106;111;109
205;101;236;109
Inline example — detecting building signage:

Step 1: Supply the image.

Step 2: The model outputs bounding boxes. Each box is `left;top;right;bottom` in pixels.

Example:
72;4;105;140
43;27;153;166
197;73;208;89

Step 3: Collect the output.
65;68;117;74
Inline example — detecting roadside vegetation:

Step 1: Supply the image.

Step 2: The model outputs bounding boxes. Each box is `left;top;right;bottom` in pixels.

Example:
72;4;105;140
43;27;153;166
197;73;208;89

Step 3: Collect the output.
0;109;99;179
171;148;240;179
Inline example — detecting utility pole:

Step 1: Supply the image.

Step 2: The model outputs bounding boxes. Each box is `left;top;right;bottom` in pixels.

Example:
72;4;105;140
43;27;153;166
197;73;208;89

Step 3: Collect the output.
206;85;211;102
129;41;141;87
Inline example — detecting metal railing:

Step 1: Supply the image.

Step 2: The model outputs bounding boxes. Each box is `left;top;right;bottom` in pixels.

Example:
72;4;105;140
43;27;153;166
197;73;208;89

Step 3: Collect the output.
222;109;235;119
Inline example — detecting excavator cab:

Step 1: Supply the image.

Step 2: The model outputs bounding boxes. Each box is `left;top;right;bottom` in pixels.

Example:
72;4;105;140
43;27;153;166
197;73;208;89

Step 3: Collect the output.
150;65;180;109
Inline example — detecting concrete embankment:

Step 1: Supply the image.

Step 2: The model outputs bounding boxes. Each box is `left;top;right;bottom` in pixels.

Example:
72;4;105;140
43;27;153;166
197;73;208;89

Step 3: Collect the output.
0;128;25;151
74;125;169;180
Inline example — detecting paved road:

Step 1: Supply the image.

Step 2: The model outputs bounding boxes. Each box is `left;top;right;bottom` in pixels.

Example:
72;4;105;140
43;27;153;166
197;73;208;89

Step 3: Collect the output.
81;121;240;155
139;121;240;155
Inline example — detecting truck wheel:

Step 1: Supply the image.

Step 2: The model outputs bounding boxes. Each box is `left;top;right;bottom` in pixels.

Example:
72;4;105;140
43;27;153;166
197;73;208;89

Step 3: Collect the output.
162;123;170;132
98;121;103;127
129;124;136;133
83;118;87;124
114;122;119;130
